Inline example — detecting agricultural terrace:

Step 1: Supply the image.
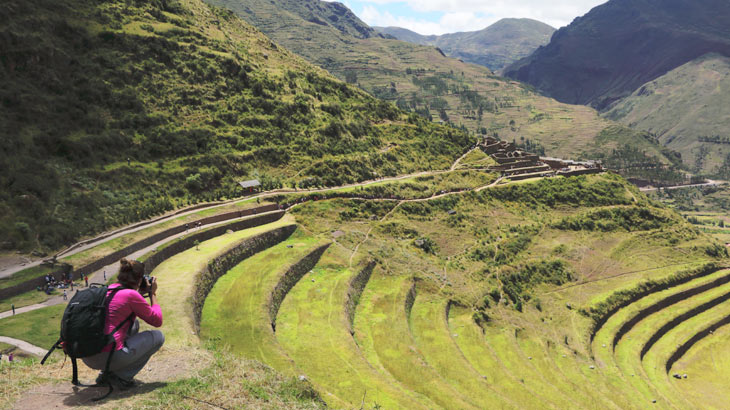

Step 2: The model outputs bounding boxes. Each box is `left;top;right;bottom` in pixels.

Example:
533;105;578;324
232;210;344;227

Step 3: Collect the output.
2;172;730;409
200;173;730;409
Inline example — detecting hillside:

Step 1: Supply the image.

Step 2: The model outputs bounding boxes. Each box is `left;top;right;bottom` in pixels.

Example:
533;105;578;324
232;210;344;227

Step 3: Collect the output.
0;0;474;252
605;53;730;176
375;18;555;72
504;0;730;110
203;0;679;181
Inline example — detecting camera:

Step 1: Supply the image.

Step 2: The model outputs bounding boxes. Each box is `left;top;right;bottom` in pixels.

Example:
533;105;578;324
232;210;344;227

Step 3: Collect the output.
139;275;155;292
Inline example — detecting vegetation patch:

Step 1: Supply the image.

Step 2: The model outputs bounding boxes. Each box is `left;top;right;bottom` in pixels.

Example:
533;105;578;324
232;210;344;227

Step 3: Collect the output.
553;206;677;232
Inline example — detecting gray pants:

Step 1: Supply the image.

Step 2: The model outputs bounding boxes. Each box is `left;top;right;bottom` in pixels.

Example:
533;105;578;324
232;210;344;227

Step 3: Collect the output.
82;320;165;380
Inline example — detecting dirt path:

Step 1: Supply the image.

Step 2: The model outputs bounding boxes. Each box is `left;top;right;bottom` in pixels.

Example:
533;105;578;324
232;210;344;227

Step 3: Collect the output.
0;169;470;279
639;180;726;192
450;147;478;171
0;336;46;356
0;212;281;319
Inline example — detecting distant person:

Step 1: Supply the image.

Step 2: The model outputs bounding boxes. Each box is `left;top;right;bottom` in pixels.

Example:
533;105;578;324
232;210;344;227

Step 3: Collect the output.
82;259;164;389
11;304;15;315
84;275;89;287
63;290;67;301
8;353;13;362
103;270;106;281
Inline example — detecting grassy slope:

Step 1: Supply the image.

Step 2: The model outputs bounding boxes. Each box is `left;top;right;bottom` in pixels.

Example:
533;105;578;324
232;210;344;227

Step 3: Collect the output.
204;0;675;171
605;53;730;175
0;0;473;252
200;232;322;371
0;216;323;409
271;173;725;407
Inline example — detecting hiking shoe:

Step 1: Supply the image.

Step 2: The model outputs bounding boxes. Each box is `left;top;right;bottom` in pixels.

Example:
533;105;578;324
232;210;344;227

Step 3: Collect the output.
95;372;137;390
113;375;138;390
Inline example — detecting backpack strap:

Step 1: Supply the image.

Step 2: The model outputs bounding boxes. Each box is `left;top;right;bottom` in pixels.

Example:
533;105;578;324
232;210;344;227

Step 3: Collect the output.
40;337;62;365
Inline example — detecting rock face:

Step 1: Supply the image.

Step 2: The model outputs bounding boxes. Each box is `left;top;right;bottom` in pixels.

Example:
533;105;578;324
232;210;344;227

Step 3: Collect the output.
504;0;730;110
375;18;555;72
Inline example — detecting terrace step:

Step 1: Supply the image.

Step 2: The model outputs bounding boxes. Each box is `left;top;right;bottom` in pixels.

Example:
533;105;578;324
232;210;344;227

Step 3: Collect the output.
275;260;432;409
151;217;297;348
448;306;571;409
608;280;730;408
353;274;477;409
641;299;730;409
199;232;326;372
408;294;515;408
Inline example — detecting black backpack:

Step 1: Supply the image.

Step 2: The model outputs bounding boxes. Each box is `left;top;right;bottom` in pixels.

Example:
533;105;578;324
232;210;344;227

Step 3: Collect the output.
42;284;133;401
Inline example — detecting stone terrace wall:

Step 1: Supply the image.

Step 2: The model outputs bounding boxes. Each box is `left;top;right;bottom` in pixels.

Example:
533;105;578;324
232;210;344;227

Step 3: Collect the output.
613;271;730;349
0;204;279;301
344;261;376;335
143;211;284;274
268;243;331;332
190;224;298;332
641;289;730;359
666;314;730;372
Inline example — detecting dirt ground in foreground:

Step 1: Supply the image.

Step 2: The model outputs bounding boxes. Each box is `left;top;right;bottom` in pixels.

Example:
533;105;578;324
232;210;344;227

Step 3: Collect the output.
8;347;211;409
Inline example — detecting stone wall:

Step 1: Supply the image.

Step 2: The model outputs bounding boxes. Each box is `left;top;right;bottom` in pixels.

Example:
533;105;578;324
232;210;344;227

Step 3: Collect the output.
613;271;730;349
143;211;284;274
268;243;331;332
641;289;730;359
666;314;730;372
0;204;279;301
190;224;298;331
344;261;375;335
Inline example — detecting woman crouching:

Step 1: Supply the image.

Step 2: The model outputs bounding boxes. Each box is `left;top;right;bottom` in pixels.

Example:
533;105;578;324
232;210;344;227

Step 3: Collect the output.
82;258;164;389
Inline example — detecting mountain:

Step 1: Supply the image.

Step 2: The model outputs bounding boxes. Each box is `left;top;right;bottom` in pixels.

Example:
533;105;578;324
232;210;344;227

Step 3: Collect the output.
375;18;555;72
504;0;730;110
202;0;678;178
0;0;472;251
605;53;730;175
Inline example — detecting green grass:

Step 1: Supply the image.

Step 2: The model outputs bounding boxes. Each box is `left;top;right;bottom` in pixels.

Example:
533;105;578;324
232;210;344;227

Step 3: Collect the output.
672;324;730;409
151;215;296;347
0;304;65;349
447;305;570;408
200;232;322;373
0;288;60;313
353;273;476;409
275;256;430;409
0;265;55;289
408;293;513;408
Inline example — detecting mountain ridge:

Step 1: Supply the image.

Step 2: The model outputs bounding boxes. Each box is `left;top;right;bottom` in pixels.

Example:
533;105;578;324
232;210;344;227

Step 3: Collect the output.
374;18;555;72
504;0;730;110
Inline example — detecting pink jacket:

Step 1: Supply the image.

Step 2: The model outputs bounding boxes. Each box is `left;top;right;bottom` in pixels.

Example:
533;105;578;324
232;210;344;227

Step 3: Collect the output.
104;283;163;351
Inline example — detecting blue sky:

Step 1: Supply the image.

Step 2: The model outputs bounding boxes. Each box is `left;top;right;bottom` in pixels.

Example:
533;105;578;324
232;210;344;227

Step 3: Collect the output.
333;0;608;35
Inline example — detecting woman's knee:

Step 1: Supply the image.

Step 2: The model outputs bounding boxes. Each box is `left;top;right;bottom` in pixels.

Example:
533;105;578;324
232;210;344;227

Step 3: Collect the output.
153;330;165;348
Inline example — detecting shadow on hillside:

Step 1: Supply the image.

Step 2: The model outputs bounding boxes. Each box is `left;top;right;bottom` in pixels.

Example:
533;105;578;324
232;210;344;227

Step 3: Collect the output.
61;381;167;406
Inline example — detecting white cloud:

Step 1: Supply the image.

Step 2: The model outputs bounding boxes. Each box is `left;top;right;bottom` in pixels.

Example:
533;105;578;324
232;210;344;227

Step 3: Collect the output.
355;0;608;34
361;6;500;35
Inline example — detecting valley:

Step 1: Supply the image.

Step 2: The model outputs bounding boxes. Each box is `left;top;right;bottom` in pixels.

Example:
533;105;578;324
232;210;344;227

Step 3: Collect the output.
1;0;730;408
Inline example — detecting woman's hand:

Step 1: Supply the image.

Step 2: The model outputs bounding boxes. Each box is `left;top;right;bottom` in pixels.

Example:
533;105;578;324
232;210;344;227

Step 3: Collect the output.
149;277;158;296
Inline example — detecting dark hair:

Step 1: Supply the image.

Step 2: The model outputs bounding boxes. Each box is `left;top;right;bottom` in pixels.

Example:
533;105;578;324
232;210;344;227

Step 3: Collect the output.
118;258;145;289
